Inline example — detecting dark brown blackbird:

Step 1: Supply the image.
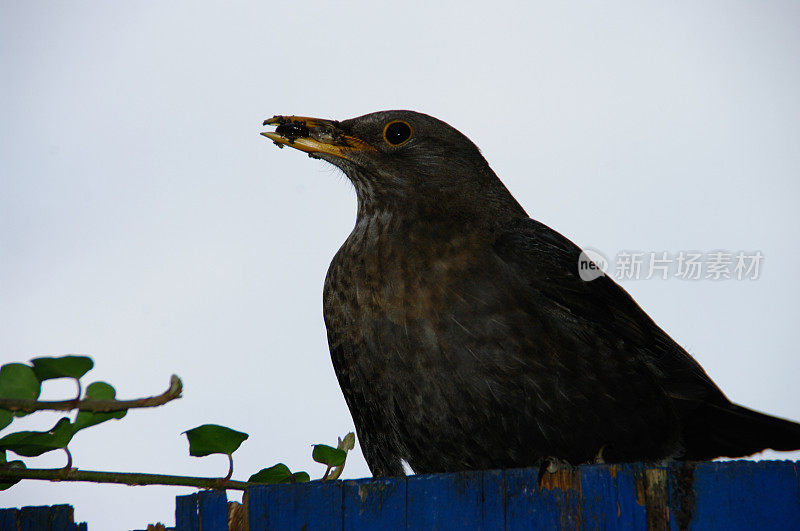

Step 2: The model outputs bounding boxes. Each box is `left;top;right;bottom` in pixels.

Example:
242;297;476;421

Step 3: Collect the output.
262;111;800;477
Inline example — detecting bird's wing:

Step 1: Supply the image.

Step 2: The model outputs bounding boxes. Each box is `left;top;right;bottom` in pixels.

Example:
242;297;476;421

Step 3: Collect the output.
323;287;408;477
492;217;724;405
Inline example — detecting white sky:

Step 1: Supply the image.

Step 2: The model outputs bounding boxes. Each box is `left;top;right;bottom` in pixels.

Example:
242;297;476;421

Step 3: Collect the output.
2;2;799;529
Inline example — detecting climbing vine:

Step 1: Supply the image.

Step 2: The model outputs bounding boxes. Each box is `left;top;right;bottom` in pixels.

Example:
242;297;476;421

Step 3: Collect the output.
0;355;355;491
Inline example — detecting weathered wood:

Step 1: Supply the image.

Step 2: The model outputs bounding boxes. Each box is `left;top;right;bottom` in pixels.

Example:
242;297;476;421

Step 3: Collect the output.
245;460;799;530
249;480;343;530
407;469;504;530
685;461;800;530
342;476;406;529
506;466;582;530
198;490;228;531
10;504;80;531
579;464;648;529
175;493;198;531
0;507;19;530
3;460;799;529
48;504;76;531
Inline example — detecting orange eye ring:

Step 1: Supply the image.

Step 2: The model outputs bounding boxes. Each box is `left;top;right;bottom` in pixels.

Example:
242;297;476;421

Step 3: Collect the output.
382;120;413;146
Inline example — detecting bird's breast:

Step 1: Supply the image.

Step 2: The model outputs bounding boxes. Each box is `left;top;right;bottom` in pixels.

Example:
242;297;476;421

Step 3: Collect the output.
326;215;489;328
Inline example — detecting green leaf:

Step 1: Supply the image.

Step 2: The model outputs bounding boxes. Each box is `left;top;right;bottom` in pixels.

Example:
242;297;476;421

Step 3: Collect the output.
312;444;347;467
249;463;293;484
0;364;41;419
183;424;248;457
292;471;310;483
0;409;12;431
325;432;356;481
0;364;40;400
0;457;26;491
73;382;127;431
0;417;76;457
249;464;310;484
84;381;116;401
31;355;93;381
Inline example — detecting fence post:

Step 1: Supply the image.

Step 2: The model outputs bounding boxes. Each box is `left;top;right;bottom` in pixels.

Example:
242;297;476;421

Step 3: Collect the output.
175;490;228;531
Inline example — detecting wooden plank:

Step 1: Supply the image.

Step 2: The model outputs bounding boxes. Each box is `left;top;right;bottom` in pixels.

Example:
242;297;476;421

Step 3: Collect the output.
198;490;228;531
19;505;51;531
48;504;76;531
342;476;406;530
0;509;19;530
6;459;800;529
579;464;649;529
406;469;504;530
175;493;198;531
685;460;800;530
481;469;506;529
668;461;697;531
247;484;269;530
0;508;19;530
249;481;343;530
505;466;581;530
1;505;80;531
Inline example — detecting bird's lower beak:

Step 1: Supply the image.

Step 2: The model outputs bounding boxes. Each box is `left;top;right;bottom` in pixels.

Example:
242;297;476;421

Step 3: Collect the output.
261;115;375;160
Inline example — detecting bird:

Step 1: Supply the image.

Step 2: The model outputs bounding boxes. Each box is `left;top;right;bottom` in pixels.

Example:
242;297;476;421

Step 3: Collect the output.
261;110;800;477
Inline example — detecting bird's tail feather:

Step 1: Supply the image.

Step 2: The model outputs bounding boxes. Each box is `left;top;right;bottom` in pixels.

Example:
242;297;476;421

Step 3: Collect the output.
682;402;800;460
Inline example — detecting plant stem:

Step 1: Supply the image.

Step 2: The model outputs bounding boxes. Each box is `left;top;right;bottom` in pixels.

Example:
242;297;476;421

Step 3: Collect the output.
0;467;249;490
225;454;234;482
327;457;347;481
0;375;182;413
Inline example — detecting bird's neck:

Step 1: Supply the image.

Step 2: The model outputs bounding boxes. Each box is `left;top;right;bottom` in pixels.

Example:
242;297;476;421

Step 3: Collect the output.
353;189;528;234
348;164;528;228
346;202;502;260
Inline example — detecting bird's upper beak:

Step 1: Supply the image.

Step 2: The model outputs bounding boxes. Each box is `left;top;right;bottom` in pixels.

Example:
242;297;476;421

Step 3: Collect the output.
261;115;375;160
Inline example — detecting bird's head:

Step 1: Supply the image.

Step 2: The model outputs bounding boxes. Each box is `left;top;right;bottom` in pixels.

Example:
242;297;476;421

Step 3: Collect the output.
262;110;525;223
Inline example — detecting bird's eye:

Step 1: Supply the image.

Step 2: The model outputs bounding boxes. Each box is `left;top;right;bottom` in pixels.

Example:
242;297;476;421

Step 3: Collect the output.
383;121;413;146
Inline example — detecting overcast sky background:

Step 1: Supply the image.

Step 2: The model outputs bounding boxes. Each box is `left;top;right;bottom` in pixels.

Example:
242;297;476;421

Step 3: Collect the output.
2;2;799;529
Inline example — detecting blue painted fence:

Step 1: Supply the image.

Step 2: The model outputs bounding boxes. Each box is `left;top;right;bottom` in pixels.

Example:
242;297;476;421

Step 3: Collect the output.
3;460;799;530
0;504;87;530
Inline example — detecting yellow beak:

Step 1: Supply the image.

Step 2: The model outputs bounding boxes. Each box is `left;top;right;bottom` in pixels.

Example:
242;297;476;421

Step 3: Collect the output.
261;115;375;160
